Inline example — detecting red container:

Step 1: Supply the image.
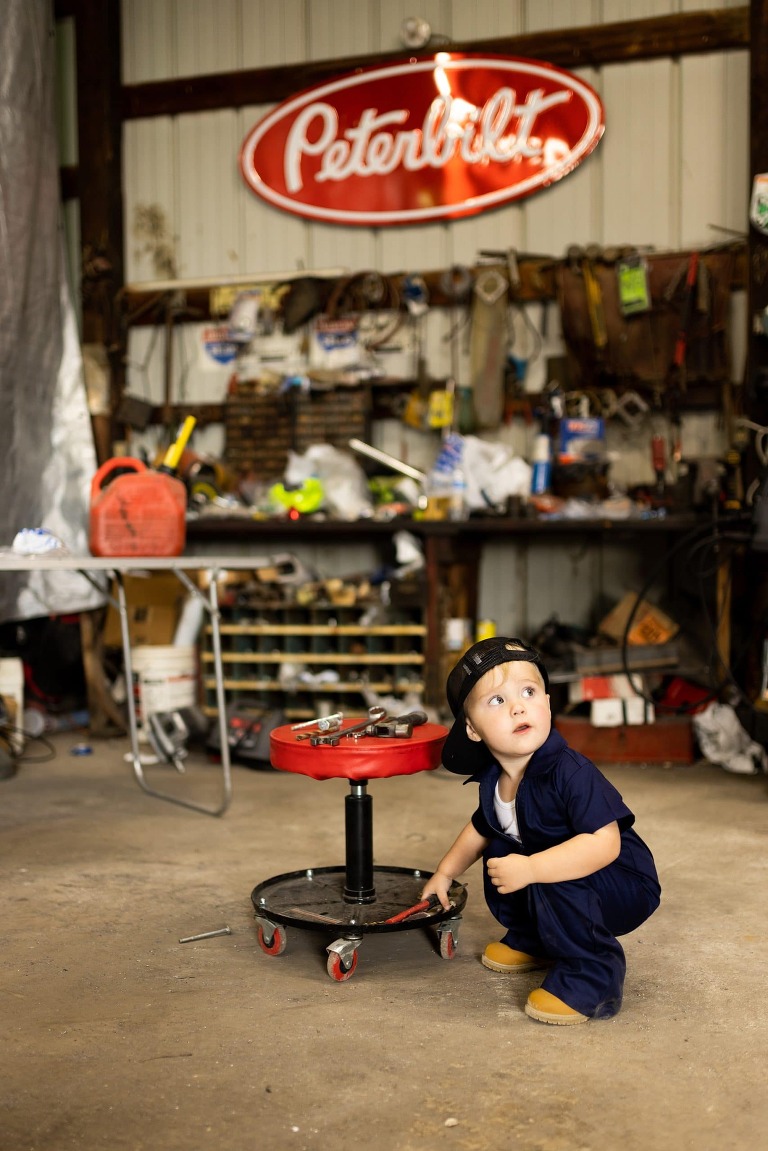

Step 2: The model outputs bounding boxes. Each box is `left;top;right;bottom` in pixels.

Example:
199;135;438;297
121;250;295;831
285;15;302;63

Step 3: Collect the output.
89;457;187;557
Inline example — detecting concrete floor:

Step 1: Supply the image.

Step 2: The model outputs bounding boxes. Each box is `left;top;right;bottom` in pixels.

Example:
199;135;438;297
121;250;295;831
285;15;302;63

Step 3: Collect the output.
1;733;767;1151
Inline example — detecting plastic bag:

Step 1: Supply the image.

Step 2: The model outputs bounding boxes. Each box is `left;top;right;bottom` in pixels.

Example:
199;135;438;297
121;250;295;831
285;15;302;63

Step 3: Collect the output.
692;702;767;775
284;444;373;520
461;435;532;510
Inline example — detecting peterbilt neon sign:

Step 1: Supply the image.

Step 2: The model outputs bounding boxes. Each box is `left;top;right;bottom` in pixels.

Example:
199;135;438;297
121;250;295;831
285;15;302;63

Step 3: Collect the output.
239;54;605;226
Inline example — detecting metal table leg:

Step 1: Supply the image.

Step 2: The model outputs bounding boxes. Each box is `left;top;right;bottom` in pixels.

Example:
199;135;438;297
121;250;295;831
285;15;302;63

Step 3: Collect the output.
115;568;233;816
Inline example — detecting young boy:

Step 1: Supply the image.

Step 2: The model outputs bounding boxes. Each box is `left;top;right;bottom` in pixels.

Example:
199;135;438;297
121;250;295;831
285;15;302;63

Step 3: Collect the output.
422;637;661;1025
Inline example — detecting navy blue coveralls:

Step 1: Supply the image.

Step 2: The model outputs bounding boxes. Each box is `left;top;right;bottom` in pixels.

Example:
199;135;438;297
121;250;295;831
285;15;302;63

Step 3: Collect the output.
468;728;661;1018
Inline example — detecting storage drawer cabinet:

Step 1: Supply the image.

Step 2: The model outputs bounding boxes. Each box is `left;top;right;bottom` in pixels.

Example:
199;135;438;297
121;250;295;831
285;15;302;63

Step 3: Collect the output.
200;601;426;719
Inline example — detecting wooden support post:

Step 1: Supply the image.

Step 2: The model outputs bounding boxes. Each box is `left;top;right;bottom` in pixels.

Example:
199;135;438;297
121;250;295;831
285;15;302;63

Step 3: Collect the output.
70;0;124;462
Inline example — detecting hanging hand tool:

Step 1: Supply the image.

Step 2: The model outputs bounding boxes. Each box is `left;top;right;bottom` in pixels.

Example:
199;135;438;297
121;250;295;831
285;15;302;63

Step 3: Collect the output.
669;251;699;395
565;244;608;386
651;431;667;500
665;250;700;470
403;274;430;387
469;260;509;430
582;244;608;354
440;265;473;434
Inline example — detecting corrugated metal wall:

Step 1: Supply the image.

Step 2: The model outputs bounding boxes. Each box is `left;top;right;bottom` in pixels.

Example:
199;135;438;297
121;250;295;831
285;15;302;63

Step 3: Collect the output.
120;0;748;280
62;1;751;632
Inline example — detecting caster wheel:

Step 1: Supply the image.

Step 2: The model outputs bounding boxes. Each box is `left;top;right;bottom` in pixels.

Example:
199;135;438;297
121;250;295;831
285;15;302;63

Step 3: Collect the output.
326;948;358;982
258;923;287;956
438;930;457;960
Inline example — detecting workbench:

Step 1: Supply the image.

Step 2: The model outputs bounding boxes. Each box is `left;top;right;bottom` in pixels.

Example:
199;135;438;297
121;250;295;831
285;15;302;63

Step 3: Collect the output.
0;552;272;817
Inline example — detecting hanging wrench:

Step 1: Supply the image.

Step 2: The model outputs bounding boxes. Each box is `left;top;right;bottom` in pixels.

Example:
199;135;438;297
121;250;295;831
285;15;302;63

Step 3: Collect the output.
310;707;386;746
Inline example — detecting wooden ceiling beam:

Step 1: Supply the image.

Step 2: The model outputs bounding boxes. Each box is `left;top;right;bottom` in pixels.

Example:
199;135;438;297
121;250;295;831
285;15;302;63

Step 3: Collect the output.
121;7;748;121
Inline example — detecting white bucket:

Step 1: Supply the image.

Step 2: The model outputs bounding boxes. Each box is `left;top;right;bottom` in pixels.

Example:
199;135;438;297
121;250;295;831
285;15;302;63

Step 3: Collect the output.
131;645;197;739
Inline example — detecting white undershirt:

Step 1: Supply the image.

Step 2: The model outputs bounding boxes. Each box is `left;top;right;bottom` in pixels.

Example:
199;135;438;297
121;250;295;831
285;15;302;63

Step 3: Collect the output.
494;781;522;843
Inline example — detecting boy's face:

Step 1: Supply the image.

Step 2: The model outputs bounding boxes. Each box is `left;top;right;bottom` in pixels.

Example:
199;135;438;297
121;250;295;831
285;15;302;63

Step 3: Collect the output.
463;658;551;763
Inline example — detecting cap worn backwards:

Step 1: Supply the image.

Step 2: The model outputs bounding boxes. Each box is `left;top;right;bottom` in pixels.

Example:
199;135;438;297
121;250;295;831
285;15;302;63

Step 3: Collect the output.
441;637;550;775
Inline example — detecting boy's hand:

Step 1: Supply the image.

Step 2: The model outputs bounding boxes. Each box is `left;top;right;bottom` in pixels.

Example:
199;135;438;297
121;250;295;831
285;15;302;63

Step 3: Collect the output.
420;870;454;911
486;854;535;894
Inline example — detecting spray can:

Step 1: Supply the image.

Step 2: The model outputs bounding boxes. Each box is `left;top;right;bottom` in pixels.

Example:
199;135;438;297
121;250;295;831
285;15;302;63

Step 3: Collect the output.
530;434;552;496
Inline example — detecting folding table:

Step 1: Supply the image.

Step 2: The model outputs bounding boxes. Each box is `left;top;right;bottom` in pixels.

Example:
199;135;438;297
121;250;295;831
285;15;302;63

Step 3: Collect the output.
0;552;265;816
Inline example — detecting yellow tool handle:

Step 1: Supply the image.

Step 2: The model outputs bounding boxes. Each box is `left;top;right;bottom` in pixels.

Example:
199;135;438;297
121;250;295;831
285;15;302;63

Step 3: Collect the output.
583;263;608;350
161;415;196;473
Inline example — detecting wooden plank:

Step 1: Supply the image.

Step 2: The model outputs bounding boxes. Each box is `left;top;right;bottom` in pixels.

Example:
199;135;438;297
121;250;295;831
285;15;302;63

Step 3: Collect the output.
121;245;745;329
205;652;425;665
121;8;749;120
209;624;426;636
205;678;425;693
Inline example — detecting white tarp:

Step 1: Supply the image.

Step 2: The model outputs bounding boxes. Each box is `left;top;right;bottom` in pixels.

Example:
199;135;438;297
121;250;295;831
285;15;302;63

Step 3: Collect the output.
0;0;104;620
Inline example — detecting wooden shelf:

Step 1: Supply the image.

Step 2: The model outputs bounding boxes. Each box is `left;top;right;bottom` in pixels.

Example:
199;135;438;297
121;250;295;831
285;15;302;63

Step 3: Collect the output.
212;623;426;637
201;651;424;666
199;591;427;718
204;677;424;695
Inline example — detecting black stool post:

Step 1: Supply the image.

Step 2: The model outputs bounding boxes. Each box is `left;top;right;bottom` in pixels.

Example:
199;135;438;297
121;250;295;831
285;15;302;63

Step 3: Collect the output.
344;781;375;903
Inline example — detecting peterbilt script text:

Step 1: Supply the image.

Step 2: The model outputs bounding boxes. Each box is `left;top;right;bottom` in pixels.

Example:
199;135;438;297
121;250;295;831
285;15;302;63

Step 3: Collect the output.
284;88;572;192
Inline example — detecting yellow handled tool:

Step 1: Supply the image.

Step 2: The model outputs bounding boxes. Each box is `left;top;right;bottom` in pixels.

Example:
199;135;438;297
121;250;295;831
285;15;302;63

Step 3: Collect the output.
160;415;197;474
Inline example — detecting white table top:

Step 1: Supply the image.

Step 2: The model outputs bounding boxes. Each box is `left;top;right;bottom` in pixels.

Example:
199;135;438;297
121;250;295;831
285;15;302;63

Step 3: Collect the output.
0;552;268;573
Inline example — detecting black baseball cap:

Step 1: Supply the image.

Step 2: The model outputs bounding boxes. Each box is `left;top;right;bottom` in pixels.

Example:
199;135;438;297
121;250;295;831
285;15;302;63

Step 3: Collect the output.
441;637;550;775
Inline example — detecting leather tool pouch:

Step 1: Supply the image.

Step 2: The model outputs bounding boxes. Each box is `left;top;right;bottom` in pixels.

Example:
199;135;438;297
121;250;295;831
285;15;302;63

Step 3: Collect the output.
555;248;736;394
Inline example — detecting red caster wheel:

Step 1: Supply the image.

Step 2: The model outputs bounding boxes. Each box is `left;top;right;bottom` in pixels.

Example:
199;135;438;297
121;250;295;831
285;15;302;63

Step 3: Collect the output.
438;929;458;959
257;923;287;956
326;948;359;982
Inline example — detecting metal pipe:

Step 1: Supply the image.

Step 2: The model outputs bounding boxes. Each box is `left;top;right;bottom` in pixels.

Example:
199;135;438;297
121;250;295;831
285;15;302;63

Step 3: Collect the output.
348;438;427;483
344;781;375;903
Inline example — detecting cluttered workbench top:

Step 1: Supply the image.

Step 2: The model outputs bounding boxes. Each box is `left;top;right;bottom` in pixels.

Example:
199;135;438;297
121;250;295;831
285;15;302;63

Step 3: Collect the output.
185;510;706;543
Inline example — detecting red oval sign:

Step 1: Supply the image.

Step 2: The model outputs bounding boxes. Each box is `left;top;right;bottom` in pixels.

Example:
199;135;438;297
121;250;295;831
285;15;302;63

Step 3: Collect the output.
239;54;604;227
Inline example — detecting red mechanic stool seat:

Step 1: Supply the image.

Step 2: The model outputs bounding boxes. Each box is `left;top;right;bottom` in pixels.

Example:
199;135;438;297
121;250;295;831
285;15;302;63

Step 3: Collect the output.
251;715;467;981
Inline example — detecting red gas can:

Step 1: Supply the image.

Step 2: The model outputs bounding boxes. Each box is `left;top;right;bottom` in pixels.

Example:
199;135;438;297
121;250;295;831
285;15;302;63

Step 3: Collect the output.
89;457;187;557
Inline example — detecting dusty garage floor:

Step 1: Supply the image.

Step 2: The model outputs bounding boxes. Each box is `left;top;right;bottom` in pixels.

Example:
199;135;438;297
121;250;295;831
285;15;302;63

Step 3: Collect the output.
1;732;767;1151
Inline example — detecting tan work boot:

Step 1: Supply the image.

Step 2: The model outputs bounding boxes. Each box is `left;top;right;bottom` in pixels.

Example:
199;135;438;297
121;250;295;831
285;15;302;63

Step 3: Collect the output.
481;941;546;973
525;988;588;1025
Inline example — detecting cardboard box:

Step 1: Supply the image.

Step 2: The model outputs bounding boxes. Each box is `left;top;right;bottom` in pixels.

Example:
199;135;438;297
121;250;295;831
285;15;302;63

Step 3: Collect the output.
625;697;653;725
559;417;605;460
598;593;679;646
103;574;186;647
589;698;625;727
590;697;655;727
